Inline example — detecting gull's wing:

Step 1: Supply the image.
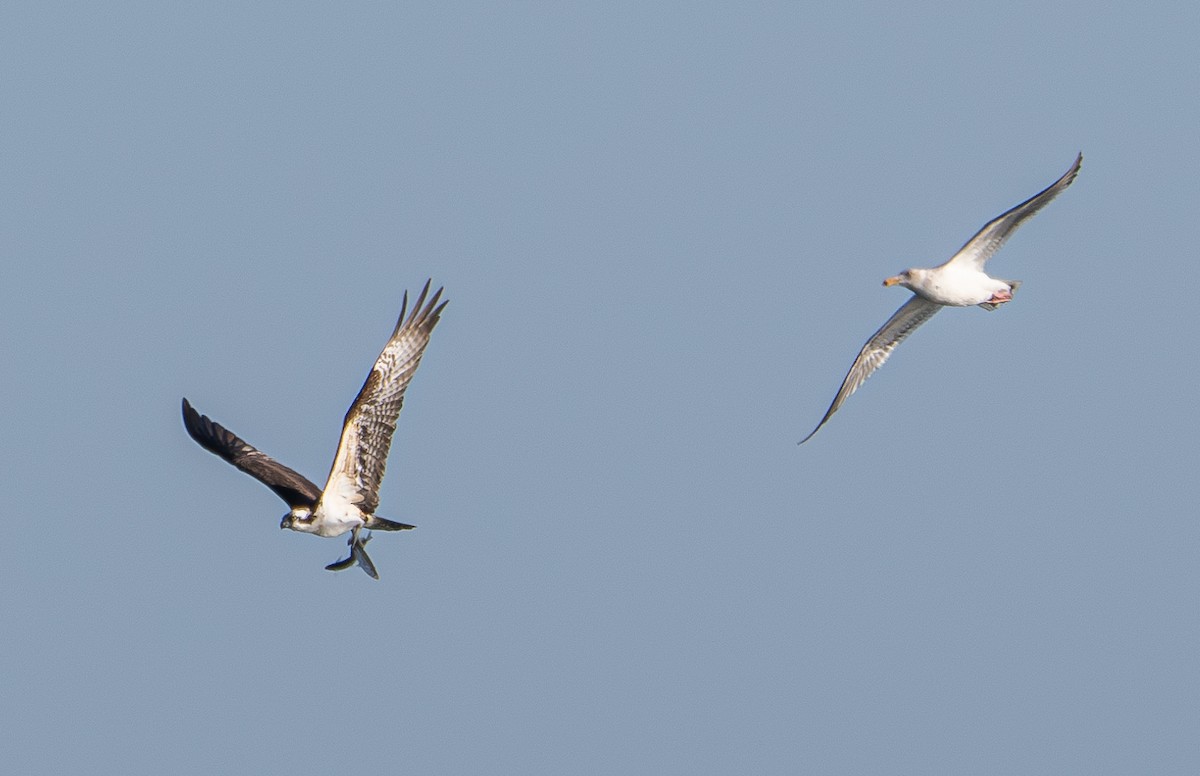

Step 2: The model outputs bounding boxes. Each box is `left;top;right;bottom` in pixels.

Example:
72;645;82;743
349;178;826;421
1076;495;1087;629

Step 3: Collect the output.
320;281;447;515
942;152;1082;272
181;397;322;508
799;296;942;444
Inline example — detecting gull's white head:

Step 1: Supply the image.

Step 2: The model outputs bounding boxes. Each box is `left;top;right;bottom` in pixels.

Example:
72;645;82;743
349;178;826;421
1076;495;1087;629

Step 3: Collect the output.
883;268;928;291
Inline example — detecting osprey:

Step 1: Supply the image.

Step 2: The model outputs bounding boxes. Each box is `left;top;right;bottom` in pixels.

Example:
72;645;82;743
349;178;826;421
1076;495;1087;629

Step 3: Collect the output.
182;281;447;578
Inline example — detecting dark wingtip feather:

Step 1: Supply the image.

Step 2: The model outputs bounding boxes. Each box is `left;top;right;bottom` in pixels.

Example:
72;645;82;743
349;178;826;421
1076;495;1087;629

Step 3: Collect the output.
1063;152;1083;187
392;289;410;336
391;279;448;336
181;397;219;452
407;280;432;326
797;416;829;446
394;280;447;334
181;397;241;459
421;283;447;328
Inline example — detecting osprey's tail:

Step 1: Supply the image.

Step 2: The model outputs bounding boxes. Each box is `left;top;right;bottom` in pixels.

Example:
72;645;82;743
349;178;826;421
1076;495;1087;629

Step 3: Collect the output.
365;516;415;531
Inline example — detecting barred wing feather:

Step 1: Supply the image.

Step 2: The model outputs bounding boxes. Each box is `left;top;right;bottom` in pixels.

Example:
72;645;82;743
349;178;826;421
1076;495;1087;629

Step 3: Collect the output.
799;296;941;444
321;281;447;515
944;153;1081;272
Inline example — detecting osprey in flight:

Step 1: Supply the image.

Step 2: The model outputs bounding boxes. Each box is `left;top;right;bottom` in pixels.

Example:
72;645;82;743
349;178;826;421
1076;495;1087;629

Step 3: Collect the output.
182;281;447;578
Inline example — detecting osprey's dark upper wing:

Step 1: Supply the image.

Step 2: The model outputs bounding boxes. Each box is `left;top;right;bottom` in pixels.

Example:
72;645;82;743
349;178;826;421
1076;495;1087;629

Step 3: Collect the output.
181;397;321;508
320;281;447;516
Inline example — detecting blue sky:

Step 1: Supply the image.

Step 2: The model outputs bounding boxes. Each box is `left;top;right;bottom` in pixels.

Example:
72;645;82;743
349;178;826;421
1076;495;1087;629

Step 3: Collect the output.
2;2;1197;774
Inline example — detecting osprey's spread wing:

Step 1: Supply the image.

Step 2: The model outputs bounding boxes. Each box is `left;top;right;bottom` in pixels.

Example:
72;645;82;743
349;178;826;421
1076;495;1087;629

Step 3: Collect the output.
181;397;322;508
800;295;942;444
320;281;447;515
943;153;1082;272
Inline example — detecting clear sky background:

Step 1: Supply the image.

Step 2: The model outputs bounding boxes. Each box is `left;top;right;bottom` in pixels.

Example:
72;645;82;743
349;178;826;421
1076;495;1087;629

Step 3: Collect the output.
2;2;1196;774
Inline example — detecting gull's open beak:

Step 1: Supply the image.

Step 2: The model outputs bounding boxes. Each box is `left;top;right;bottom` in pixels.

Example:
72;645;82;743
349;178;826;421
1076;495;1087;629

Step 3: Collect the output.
883;275;903;287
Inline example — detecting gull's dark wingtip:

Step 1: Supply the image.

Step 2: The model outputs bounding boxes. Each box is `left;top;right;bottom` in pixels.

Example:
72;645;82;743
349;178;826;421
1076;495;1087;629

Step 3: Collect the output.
798;407;836;446
1043;152;1083;198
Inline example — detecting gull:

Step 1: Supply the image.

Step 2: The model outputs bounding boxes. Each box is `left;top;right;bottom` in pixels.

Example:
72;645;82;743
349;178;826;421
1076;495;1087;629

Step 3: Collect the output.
800;153;1081;444
182;280;447;578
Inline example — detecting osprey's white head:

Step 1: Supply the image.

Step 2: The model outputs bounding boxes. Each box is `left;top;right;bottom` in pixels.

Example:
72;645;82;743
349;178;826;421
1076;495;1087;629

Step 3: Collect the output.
281;506;316;533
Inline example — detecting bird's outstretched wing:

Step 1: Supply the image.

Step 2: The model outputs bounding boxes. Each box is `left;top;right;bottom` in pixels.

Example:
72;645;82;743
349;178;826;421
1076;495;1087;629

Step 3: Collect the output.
944;152;1082;272
181;397;322;508
800;296;942;444
320;281;447;515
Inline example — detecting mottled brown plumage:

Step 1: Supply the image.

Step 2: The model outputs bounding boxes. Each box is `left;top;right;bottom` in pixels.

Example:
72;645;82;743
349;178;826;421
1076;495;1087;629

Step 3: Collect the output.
182;281;447;578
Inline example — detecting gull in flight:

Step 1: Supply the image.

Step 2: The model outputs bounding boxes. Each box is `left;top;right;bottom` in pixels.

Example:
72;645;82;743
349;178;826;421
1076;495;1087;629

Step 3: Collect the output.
800;153;1081;444
182;281;447;578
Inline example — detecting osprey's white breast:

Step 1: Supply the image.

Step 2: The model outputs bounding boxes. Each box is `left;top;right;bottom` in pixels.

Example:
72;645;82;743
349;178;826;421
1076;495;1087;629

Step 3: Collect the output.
309;497;367;537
